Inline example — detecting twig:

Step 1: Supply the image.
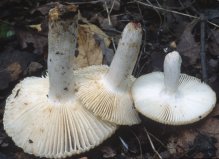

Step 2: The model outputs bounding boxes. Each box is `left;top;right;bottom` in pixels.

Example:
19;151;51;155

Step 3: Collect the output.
104;0;115;26
109;0;116;14
129;128;143;159
132;0;219;28
66;1;100;5
134;0;199;19
207;20;219;28
104;0;117;51
145;0;163;27
0;19;14;26
147;131;166;148
144;128;163;159
200;14;208;82
132;2;147;76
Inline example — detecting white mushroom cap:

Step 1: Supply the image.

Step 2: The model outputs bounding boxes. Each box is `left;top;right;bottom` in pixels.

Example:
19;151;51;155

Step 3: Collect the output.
74;22;142;125
4;76;116;158
132;51;216;125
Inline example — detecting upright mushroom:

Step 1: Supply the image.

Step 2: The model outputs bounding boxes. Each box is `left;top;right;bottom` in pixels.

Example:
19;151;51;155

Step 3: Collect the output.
3;5;116;158
75;22;142;125
132;51;216;125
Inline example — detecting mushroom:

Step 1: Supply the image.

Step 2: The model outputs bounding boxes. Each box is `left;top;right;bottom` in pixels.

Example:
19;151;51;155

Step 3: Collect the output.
132;51;216;125
3;5;116;158
74;22;142;125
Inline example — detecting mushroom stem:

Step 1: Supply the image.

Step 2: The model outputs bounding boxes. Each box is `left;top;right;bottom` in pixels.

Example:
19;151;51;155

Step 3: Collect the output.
48;5;78;103
164;51;182;94
104;22;142;88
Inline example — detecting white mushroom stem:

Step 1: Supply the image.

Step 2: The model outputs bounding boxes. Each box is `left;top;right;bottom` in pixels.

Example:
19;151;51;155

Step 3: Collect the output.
164;51;182;94
48;6;78;103
104;22;142;88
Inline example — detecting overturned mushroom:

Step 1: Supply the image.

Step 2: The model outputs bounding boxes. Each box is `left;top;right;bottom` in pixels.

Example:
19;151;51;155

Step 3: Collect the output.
132;51;216;125
75;22;142;125
3;5;116;158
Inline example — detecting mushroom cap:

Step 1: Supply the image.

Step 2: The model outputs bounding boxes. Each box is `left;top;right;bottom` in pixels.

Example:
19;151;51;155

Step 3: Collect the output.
74;65;141;125
3;76;117;158
132;72;216;125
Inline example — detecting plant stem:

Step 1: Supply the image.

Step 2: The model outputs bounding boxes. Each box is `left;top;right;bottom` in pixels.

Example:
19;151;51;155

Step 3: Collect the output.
104;22;142;88
200;14;208;83
48;5;78;103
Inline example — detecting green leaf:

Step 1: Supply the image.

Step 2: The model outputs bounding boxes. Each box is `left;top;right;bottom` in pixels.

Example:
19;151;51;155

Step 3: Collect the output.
0;22;15;39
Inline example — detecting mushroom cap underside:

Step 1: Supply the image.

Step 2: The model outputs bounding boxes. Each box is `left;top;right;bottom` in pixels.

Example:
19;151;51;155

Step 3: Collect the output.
3;77;117;158
132;72;216;125
74;65;141;125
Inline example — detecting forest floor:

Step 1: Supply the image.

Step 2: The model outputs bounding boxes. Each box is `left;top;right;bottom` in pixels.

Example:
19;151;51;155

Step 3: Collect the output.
0;0;219;159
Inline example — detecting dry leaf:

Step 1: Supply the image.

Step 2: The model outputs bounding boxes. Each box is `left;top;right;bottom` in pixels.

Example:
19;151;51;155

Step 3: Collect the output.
0;71;11;90
6;62;22;81
75;24;110;68
16;29;47;54
167;104;219;158
31;2;57;15
177;21;200;65
199;104;219;157
208;30;219;56
29;24;42;32
101;146;117;158
24;62;43;75
99;0;121;11
167;129;197;156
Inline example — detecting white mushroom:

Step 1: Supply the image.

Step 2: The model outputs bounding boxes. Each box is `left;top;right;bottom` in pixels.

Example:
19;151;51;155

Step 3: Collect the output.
132;51;216;125
75;22;142;125
3;5;116;158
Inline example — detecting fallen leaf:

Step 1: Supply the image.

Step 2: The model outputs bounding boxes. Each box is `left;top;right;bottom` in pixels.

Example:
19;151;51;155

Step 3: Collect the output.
101;146;117;158
29;24;42;32
167;104;219;158
0;71;11;90
31;2;57;15
208;29;219;56
93;33;114;65
177;21;200;65
167;129;197;156
23;62;43;75
75;24;110;68
6;62;22;81
15;151;34;159
0;22;15;40
189;134;217;158
97;15;119;30
99;0;120;11
0;45;37;90
16;29;47;54
199;104;219;157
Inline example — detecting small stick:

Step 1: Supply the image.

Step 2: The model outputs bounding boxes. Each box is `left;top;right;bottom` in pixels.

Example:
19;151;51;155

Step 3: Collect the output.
147;131;166;148
129;128;143;159
144;128;162;159
104;0;117;52
134;0;199;19
200;14;208;82
132;0;219;28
